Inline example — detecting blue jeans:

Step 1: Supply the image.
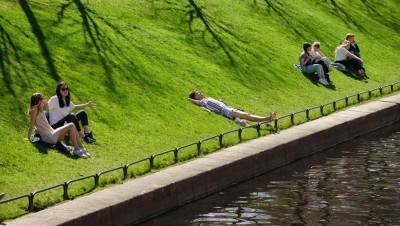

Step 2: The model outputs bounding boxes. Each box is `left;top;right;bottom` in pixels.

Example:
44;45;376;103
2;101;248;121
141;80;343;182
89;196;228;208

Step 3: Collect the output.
301;64;324;79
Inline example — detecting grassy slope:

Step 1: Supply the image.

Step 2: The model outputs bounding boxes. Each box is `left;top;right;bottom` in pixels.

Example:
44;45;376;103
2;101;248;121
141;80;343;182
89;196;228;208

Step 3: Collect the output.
0;0;399;220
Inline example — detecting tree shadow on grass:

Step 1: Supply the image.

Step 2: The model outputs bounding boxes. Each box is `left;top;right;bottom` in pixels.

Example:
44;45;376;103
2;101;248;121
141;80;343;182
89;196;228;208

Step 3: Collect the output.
53;0;168;94
264;0;307;40
149;0;252;66
327;0;368;34
262;0;339;50
18;0;61;82
0;19;30;117
359;0;400;34
186;0;236;65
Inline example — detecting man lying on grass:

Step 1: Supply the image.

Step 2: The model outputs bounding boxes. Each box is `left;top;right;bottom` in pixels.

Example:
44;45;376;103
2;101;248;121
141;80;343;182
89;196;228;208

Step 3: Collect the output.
189;91;276;126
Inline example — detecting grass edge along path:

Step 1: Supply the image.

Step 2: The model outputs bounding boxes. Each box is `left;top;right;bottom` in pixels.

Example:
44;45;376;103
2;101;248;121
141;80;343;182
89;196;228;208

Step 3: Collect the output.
1;80;400;221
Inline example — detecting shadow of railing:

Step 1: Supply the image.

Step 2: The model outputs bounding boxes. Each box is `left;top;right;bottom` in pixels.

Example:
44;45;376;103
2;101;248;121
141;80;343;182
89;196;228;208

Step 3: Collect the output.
18;0;61;82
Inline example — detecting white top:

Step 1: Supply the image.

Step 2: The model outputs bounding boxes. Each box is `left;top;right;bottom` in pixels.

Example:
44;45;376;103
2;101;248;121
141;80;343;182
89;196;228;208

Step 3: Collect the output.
310;50;322;60
335;47;350;61
48;95;75;125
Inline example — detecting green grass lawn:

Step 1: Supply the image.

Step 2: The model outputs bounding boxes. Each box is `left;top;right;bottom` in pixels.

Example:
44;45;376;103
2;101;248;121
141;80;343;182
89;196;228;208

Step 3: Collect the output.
0;0;399;221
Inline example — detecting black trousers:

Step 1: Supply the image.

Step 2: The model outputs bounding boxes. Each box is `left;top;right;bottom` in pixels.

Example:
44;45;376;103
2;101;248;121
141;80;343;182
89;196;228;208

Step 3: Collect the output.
51;110;89;132
335;59;365;72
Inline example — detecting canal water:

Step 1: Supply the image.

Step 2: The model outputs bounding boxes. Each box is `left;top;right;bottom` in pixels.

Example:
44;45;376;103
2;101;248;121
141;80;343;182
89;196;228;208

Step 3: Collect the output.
142;123;400;225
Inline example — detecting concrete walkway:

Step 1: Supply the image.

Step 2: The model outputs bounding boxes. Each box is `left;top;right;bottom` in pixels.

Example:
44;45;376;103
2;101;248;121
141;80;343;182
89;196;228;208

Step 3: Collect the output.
6;94;400;226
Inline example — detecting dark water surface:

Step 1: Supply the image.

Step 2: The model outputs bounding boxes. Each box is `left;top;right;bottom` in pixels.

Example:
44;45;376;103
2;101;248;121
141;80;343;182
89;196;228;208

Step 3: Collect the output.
142;123;400;225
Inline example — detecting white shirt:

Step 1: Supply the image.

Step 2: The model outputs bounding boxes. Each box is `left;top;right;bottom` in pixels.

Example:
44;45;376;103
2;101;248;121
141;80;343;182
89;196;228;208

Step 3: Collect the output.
48;95;75;125
335;47;350;61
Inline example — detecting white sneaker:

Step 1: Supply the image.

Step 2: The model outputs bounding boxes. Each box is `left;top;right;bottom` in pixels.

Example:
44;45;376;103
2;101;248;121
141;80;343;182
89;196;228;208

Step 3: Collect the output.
318;78;329;85
84;150;91;157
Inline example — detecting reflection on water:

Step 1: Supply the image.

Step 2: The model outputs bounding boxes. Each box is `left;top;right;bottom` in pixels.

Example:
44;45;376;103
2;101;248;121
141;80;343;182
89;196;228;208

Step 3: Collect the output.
141;123;400;225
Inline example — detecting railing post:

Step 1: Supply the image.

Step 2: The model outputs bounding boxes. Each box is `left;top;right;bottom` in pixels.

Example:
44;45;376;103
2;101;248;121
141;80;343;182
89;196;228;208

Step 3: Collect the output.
149;155;154;169
379;87;383;95
28;193;34;211
63;182;69;200
390;84;394;92
256;124;261;137
290;113;294;125
333;101;336;111
94;174;100;187
368;90;372;99
274;119;278;132
345;96;349;106
219;134;223;147
123;165;128;179
197;141;201;156
174;148;179;163
357;93;361;102
320;105;324;116
238;128;242;142
306;109;310;120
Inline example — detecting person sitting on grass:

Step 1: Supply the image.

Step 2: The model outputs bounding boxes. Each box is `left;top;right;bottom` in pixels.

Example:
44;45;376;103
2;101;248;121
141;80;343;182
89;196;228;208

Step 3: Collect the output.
48;82;97;144
311;42;331;83
299;42;330;85
27;93;90;158
188;91;276;126
335;40;366;78
345;33;361;58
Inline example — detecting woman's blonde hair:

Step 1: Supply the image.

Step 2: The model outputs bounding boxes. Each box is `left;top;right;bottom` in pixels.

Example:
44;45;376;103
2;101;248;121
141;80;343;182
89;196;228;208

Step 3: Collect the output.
335;40;350;53
341;40;351;48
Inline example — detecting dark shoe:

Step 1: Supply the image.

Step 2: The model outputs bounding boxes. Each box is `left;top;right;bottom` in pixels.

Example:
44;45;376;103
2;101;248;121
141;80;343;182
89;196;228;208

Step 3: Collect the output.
83;132;96;144
0;193;5;200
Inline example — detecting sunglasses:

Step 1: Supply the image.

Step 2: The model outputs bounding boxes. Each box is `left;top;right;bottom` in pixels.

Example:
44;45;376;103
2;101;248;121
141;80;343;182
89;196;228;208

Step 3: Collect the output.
61;87;69;91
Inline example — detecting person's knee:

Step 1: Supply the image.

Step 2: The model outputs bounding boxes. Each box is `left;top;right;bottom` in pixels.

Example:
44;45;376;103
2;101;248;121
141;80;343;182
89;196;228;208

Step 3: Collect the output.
66;114;78;122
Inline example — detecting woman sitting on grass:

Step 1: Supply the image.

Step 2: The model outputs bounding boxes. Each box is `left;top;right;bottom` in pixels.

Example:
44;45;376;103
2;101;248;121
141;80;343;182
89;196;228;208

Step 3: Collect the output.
27;93;90;158
311;42;331;83
188;91;276;126
48;82;97;144
335;40;366;78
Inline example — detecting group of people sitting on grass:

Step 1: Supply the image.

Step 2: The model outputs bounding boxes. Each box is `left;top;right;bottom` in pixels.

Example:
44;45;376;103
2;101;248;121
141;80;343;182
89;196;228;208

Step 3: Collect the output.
27;33;367;157
27;82;96;158
299;33;367;86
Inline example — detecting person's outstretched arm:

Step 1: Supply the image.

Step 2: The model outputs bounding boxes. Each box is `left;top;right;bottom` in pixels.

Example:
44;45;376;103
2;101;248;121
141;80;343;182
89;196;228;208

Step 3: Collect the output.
346;51;363;63
74;101;96;111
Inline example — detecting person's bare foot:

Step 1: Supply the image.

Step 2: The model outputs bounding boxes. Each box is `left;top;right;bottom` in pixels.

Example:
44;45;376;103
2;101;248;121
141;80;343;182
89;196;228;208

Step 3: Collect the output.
266;112;277;122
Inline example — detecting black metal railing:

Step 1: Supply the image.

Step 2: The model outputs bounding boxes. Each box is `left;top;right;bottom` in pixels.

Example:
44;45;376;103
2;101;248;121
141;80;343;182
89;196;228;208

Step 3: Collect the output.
1;81;399;213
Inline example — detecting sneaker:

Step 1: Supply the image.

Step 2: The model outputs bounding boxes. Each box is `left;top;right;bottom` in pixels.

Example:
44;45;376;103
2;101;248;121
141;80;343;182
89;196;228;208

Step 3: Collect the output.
318;78;329;86
234;118;249;127
83;132;96;144
73;149;88;158
84;150;91;157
